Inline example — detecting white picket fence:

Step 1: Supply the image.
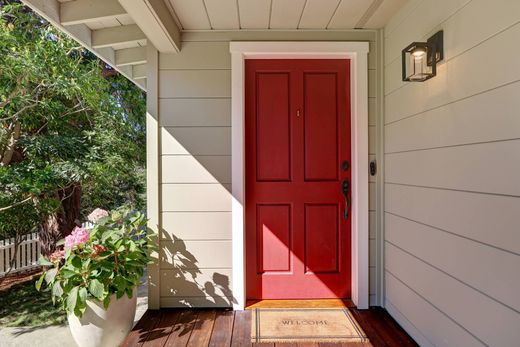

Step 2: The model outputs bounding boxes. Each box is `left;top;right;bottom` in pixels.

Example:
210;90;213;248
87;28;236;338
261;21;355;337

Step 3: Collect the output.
0;232;41;276
82;221;94;229
0;222;94;276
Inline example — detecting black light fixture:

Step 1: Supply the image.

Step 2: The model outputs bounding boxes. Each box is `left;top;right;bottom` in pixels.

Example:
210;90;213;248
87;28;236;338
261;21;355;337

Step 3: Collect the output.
402;30;444;82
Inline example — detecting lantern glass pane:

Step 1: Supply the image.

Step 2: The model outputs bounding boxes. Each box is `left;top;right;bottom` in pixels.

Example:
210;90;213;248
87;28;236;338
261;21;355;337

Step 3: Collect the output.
402;43;435;82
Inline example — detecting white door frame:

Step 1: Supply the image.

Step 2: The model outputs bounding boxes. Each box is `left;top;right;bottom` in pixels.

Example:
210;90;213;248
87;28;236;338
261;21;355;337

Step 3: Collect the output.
230;41;370;310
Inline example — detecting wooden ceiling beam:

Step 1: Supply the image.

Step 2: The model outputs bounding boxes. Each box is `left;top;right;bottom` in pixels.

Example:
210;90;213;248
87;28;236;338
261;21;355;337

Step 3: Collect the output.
91;24;146;49
118;0;181;53
115;47;147;67
60;0;127;26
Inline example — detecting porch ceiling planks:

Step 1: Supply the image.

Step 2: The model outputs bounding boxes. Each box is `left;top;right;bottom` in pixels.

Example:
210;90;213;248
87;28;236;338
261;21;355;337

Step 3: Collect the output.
168;0;408;30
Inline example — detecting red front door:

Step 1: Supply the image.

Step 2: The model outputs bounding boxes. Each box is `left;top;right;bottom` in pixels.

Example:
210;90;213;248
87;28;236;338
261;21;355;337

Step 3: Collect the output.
245;59;352;299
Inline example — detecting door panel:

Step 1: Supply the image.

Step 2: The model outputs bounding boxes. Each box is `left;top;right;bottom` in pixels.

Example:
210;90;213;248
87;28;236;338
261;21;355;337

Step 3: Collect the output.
256;204;291;273
304;72;339;181
305;203;339;273
246;59;351;299
256;73;291;181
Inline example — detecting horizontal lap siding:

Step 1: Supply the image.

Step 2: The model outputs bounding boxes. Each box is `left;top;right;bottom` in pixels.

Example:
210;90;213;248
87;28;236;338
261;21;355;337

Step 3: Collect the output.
159;41;232;307
158;30;381;307
384;0;520;345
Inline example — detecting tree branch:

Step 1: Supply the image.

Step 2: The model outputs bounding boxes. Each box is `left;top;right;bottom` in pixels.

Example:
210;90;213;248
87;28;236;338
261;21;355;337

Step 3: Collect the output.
34;104;89;135
0;196;32;212
0;102;39;122
1;121;21;166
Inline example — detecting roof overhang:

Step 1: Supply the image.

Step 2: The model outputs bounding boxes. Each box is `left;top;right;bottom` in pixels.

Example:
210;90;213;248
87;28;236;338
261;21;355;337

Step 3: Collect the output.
20;0;408;92
21;0;183;91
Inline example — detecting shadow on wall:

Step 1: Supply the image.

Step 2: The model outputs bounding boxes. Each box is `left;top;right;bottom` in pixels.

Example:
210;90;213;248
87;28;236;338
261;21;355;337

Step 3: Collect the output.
161;233;236;308
134;234;236;344
161;127;232;193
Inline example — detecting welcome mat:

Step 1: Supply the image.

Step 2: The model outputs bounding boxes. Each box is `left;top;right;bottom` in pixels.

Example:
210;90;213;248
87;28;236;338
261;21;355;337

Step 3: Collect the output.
251;308;370;344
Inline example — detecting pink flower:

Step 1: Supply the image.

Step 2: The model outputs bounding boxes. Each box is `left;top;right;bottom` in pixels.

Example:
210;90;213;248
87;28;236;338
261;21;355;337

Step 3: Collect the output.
87;208;109;223
65;227;90;249
49;249;65;262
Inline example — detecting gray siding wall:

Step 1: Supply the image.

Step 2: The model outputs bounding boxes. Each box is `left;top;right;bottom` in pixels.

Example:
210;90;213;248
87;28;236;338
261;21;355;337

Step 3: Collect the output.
157;30;381;307
383;0;520;346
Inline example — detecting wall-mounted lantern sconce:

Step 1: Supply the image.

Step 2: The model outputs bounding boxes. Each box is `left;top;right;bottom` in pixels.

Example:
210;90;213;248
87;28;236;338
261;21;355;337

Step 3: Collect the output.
402;30;444;82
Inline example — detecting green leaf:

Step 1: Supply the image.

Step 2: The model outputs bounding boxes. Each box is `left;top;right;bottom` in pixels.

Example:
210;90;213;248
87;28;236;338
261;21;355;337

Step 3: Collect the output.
52;282;64;297
83;257;91;269
38;255;53;266
113;276;126;290
67;286;79;313
70;255;82;268
35;273;45;291
103;295;111;309
44;267;58;284
101;231;111;243
61;269;77;279
88;279;104;300
78;287;87;304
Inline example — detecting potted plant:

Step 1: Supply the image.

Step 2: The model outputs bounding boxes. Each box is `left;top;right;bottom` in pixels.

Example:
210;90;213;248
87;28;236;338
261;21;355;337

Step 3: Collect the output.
36;208;156;347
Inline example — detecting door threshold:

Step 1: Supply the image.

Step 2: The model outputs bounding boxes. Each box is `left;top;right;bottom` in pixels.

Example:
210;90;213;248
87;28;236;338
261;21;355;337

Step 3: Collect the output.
245;299;355;310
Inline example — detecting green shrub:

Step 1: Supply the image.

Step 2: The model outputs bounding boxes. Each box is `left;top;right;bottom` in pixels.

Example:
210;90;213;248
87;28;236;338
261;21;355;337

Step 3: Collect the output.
36;208;156;317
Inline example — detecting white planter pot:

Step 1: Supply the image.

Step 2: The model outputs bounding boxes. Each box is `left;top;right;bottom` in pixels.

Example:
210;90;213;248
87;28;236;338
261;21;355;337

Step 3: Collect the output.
68;289;137;347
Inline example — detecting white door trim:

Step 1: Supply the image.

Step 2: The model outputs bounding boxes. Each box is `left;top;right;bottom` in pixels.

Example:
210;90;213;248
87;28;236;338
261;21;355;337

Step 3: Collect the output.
230;41;370;310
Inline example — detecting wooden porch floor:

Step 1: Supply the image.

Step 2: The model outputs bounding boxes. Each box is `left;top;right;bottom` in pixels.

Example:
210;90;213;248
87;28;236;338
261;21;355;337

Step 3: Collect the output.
121;307;417;347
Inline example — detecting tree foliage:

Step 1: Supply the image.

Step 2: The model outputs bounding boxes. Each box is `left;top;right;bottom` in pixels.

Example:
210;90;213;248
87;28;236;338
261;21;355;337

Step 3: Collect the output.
0;1;146;255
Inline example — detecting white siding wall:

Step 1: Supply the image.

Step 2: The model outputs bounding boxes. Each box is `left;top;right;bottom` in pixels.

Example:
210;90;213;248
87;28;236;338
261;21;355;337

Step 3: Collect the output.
157;30;381;307
383;0;520;345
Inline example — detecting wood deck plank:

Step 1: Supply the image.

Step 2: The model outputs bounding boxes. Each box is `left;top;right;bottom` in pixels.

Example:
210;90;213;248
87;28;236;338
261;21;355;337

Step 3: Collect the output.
209;310;235;347
361;309;397;346
350;307;418;347
121;310;162;347
318;344;369;347
348;309;386;347
121;306;416;347
164;310;199;347
371;308;417;347
143;309;182;347
231;310;252;347
187;310;217;346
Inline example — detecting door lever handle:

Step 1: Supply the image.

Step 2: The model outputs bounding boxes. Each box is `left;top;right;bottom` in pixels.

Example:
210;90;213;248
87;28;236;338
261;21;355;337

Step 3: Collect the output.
341;179;350;220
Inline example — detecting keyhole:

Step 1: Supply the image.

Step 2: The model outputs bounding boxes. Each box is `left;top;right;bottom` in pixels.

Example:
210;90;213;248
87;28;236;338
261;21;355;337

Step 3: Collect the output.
297;109;301;117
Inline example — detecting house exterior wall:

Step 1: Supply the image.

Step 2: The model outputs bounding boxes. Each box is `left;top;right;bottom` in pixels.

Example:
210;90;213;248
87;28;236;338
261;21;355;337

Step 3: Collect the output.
151;30;382;308
383;0;520;346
